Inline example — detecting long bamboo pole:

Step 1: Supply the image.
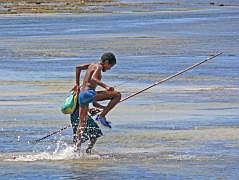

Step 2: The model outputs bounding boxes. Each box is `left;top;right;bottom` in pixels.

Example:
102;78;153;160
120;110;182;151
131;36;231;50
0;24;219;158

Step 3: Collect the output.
33;52;222;143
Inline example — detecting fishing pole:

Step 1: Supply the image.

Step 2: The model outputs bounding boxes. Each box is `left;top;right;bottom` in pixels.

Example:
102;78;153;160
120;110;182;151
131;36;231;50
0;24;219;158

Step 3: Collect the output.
33;52;222;143
32;124;71;144
120;52;223;103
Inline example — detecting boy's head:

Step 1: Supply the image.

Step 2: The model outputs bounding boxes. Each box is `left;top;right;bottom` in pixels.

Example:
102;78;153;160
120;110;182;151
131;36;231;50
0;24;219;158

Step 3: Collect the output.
101;52;116;72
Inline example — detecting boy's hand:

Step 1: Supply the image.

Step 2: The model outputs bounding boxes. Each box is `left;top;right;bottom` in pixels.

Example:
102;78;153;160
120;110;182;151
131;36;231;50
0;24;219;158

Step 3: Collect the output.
89;108;101;116
72;84;80;94
106;86;114;91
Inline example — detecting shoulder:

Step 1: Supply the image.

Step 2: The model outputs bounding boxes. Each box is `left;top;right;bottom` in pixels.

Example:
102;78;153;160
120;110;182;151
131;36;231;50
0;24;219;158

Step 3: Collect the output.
76;63;90;69
91;62;102;71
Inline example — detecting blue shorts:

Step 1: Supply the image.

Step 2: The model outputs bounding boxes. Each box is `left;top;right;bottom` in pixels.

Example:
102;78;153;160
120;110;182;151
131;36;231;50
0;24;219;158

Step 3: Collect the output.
78;89;96;106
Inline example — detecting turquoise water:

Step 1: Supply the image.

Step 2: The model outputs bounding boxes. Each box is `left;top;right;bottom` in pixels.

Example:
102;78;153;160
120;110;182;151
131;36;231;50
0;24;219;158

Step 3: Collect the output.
0;1;239;179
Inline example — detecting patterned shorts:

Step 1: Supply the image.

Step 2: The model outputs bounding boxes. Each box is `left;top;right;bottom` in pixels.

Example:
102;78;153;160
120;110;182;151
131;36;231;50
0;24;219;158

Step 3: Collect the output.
70;109;103;143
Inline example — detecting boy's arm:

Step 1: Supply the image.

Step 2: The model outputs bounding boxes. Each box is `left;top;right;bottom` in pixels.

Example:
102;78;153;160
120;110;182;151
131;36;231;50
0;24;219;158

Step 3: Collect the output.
74;64;90;91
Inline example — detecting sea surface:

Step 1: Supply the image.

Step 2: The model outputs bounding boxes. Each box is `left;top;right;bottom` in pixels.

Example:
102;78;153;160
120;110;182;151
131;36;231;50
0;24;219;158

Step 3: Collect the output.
0;1;239;179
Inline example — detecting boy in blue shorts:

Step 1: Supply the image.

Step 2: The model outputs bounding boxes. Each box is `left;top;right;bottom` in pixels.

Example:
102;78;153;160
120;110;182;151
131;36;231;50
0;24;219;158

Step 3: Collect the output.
73;52;121;152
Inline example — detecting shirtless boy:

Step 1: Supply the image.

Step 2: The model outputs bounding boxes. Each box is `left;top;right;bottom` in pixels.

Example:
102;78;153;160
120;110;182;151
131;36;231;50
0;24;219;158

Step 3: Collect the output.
73;52;121;151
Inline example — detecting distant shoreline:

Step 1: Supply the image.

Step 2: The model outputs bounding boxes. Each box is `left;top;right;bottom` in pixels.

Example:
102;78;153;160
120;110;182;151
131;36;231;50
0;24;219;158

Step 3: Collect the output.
0;0;117;14
0;1;236;15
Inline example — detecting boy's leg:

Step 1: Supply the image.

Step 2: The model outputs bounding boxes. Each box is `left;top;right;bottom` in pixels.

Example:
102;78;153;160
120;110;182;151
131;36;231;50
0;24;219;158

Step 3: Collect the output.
86;138;97;154
70;108;79;144
75;106;88;151
94;90;121;117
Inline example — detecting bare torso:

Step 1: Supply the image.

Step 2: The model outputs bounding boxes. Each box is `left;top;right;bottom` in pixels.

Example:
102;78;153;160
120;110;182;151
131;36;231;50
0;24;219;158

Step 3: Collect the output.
81;63;102;91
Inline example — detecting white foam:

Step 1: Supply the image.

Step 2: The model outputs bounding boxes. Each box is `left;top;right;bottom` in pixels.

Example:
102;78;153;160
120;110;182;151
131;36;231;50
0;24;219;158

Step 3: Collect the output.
4;141;101;162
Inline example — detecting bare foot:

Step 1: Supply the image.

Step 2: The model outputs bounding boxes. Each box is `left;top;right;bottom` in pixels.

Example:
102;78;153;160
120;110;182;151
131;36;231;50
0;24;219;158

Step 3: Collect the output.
74;141;81;153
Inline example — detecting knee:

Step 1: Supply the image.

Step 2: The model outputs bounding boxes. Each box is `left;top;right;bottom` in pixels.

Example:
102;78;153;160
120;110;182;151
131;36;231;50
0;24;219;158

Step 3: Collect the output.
114;91;121;101
109;90;121;101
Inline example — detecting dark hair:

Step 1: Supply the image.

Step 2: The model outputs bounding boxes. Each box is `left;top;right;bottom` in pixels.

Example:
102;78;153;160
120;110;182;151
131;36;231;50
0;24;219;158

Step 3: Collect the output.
101;52;116;65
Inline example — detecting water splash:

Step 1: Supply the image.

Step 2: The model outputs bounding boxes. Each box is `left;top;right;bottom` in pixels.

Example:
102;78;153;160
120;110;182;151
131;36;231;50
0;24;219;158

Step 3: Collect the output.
4;141;101;162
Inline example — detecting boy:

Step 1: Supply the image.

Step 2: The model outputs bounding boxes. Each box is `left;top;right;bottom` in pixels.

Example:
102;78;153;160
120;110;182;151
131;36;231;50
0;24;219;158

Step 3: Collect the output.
73;52;121;152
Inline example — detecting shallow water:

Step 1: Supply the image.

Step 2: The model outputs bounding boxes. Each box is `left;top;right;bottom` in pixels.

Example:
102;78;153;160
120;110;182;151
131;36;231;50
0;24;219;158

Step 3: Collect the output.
0;1;239;179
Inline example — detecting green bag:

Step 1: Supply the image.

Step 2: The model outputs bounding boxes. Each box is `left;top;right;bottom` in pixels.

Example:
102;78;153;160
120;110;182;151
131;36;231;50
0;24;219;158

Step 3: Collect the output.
61;91;78;114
